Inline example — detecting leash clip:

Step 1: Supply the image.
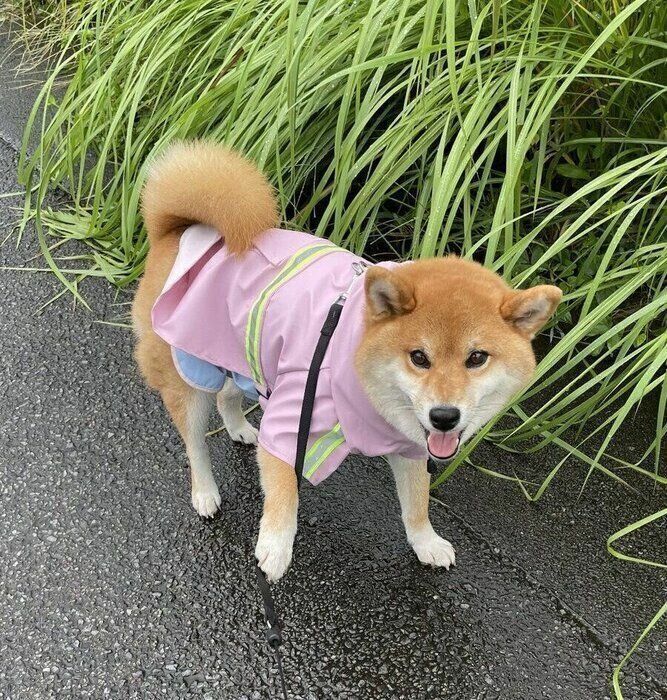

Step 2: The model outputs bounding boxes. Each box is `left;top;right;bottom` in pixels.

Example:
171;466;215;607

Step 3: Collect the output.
336;261;368;304
265;618;283;649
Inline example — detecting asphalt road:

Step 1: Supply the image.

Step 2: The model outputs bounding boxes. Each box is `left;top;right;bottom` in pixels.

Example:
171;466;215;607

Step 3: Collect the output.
0;33;665;700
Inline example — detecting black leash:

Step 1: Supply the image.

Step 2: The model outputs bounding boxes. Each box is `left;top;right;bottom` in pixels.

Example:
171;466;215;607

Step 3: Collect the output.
255;565;288;699
254;286;351;699
293;300;344;490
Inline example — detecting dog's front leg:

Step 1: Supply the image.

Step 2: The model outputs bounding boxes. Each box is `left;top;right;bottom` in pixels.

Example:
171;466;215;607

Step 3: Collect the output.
386;455;456;570
255;446;298;582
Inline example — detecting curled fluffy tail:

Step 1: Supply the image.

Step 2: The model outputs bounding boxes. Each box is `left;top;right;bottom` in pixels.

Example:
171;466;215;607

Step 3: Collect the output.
141;140;279;254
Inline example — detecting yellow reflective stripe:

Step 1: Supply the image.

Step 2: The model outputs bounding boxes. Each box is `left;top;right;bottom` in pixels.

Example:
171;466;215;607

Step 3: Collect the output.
245;243;336;386
304;423;345;479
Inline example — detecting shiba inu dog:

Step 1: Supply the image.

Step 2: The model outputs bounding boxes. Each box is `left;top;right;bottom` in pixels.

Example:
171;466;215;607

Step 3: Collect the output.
132;141;561;582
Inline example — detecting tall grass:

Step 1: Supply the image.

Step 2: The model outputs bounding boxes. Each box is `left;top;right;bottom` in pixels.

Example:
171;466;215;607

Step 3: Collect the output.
12;0;666;485
4;0;666;694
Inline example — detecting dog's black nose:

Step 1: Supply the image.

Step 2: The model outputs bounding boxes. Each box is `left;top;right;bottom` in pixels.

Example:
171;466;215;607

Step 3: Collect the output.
429;406;460;432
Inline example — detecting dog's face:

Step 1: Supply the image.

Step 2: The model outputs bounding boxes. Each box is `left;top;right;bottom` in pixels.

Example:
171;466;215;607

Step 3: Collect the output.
356;258;562;462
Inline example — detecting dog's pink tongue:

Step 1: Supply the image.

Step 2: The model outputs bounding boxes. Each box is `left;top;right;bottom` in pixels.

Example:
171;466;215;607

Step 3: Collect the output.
427;431;460;459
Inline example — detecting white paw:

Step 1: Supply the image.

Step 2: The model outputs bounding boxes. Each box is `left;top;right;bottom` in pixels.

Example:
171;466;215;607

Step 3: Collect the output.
191;482;221;518
411;530;456;569
228;421;258;446
255;529;294;583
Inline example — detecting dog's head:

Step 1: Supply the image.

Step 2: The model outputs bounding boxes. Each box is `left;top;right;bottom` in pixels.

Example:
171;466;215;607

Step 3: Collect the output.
356;257;562;462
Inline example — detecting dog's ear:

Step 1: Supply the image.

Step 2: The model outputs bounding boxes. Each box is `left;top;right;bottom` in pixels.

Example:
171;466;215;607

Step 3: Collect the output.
365;266;416;320
500;285;562;338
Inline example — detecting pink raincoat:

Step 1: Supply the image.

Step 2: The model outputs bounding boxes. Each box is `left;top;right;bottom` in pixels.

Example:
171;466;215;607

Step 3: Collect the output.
152;225;427;484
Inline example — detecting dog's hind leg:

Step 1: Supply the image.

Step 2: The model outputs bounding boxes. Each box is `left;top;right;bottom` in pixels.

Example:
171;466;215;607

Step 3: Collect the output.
162;383;220;518
135;331;220;518
216;380;258;445
176;388;220;518
133;240;220;517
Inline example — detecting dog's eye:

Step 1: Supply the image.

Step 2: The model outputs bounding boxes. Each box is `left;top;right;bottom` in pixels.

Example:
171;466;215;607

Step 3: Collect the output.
410;350;431;369
466;350;489;368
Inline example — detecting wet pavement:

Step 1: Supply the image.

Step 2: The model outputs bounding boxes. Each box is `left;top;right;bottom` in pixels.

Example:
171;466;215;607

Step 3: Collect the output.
1;31;665;700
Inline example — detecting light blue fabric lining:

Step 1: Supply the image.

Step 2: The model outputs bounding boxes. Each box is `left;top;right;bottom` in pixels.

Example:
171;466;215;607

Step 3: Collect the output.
231;372;260;402
173;347;259;401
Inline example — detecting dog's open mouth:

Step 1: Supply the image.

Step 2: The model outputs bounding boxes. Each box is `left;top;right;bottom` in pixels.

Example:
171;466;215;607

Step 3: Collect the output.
426;431;461;461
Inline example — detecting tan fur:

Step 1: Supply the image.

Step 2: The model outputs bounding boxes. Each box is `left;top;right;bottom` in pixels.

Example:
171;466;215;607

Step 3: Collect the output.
141;140;279;253
132;140;562;580
387;454;456;568
500;284;563;338
257;447;298;531
132;234;186;428
255;446;299;581
389;456;431;532
359;257;561;413
132;140;280;435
